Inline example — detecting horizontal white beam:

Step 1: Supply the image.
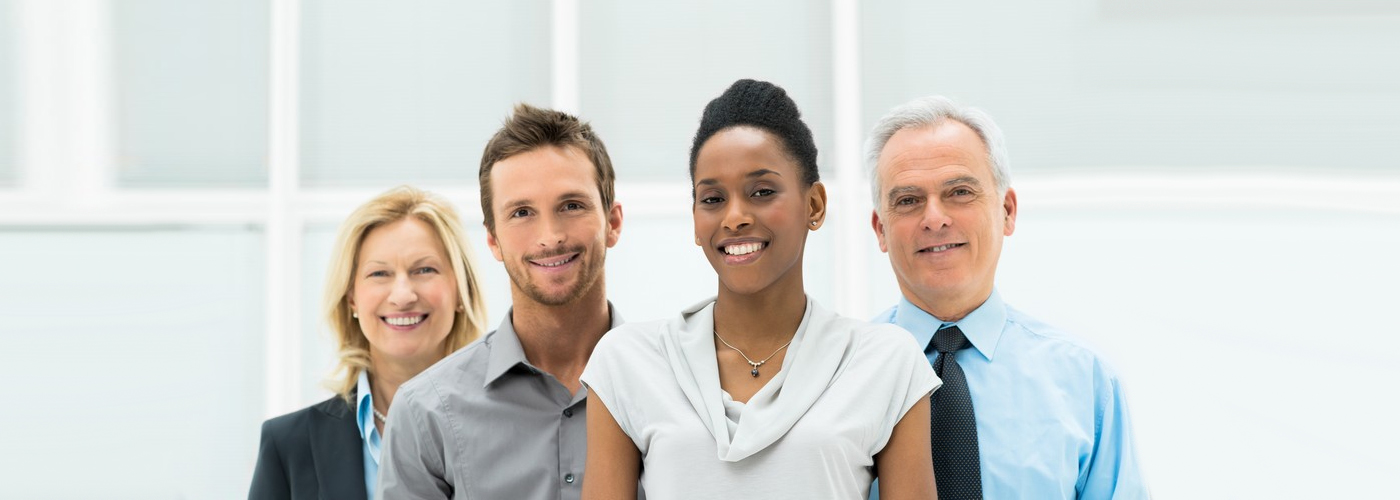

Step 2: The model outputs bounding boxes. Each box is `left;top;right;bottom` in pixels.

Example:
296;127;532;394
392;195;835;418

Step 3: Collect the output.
0;190;269;225
3;171;1399;226
1017;171;1400;215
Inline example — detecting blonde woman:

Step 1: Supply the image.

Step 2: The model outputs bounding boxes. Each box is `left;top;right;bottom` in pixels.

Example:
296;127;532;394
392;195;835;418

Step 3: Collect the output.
249;186;488;500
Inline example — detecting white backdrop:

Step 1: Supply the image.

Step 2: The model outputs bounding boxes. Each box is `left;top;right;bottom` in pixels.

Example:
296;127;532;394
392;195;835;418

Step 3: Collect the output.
1;0;1398;498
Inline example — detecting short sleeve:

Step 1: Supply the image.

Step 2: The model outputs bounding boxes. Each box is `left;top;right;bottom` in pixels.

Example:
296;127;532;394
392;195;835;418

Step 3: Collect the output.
869;324;941;455
379;382;453;499
1077;357;1149;499
580;325;639;441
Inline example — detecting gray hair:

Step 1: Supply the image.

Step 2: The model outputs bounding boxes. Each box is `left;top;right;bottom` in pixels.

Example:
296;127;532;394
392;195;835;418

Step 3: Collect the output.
864;96;1011;207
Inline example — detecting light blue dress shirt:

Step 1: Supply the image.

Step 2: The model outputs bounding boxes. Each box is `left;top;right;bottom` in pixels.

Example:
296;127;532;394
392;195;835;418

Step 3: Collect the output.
872;289;1148;499
355;371;382;500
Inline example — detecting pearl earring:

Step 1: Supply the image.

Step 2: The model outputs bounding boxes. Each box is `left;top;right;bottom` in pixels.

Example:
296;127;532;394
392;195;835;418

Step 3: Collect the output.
352;311;358;318
810;221;818;227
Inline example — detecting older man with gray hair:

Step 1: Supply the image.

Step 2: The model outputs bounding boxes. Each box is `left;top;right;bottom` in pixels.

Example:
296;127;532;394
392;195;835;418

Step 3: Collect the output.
866;96;1148;499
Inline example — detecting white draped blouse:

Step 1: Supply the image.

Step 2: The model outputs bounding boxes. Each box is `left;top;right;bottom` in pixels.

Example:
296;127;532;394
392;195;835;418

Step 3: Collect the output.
581;297;940;499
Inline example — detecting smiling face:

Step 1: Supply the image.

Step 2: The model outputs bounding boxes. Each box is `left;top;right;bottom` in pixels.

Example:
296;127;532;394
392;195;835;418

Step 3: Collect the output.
486;145;622;307
871;120;1017;320
693;126;825;298
350;217;460;368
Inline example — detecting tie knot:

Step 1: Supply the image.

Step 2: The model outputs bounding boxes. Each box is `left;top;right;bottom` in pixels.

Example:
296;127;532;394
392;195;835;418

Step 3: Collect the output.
933;325;970;354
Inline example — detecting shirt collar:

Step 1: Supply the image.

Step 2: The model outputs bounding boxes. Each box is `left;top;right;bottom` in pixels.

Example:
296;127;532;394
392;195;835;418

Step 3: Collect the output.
895;288;1007;361
354;370;376;442
483;301;624;387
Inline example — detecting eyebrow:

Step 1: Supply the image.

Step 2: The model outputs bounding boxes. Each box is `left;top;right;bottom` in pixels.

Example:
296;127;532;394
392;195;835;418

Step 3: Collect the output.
696;168;782;186
885;176;982;200
885;185;923;202
944;175;982;188
500;190;595;209
362;255;442;267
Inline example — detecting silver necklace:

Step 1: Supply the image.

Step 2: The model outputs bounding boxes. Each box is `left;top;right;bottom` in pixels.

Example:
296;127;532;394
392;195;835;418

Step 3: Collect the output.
713;330;793;377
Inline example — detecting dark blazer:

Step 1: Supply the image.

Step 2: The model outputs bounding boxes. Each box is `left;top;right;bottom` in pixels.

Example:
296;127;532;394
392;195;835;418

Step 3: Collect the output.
249;395;369;500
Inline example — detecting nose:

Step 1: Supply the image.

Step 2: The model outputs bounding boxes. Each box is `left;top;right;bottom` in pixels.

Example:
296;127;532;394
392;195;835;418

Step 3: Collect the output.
921;200;952;231
538;214;567;248
388;275;418;307
721;200;752;233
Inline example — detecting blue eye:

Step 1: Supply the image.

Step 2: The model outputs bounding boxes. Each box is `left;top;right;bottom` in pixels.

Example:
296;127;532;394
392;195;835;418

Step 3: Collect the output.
367;270;390;278
413;267;438;275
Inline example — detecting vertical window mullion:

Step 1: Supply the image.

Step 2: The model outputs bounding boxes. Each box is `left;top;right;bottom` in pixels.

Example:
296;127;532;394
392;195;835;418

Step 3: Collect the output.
831;0;867;317
266;0;302;417
551;0;579;114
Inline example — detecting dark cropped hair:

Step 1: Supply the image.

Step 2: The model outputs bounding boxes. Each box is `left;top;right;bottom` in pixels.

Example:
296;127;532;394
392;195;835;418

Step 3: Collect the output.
689;79;820;188
479;103;615;234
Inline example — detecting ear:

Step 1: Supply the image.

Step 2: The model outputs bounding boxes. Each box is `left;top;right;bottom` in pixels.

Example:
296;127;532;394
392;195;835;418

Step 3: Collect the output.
806;182;828;229
604;201;624;248
1001;187;1018;237
870;210;889;253
485;223;504;262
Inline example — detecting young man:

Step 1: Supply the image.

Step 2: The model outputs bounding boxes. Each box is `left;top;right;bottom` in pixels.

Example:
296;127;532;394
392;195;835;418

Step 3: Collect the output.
379;104;624;500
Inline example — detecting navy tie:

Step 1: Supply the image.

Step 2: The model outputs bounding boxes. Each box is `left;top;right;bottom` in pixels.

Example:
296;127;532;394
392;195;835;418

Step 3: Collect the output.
930;325;982;500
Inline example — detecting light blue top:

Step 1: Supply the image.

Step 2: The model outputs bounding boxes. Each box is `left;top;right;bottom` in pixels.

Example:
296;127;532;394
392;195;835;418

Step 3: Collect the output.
872;289;1148;499
355;371;382;500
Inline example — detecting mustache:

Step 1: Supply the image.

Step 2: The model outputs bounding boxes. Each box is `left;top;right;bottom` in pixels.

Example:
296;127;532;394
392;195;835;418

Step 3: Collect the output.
525;244;586;261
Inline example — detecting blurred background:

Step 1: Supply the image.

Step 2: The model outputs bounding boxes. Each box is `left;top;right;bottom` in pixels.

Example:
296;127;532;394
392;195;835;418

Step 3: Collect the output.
1;0;1398;498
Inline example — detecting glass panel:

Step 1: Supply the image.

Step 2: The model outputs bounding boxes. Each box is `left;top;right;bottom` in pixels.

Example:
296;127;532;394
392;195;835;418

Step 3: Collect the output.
864;204;1400;498
0;0;15;186
1002;207;1400;498
113;0;270;187
300;224;338;403
580;0;833;182
861;0;1400;173
300;1;551;188
0;227;264;497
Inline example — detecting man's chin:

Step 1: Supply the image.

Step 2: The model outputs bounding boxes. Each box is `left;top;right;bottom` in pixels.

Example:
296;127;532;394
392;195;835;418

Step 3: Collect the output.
523;284;586;307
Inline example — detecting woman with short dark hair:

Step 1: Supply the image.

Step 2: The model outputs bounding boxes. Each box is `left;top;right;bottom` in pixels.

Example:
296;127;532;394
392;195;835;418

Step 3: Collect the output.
581;79;940;500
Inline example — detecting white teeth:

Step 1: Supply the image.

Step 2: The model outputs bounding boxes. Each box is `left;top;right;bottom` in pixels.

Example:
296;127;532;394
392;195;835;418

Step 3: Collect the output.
537;255;573;267
724;242;764;256
927;244;957;252
386;315;425;326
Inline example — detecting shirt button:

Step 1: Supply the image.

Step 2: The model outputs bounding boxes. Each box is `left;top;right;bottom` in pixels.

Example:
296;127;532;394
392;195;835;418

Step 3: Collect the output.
564;473;575;483
563;408;574;418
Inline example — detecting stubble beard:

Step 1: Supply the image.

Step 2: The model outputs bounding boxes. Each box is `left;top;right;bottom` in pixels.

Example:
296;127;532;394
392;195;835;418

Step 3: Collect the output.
507;245;605;307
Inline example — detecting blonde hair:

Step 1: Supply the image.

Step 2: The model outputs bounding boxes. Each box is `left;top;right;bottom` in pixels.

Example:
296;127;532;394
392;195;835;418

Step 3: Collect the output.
322;186;489;400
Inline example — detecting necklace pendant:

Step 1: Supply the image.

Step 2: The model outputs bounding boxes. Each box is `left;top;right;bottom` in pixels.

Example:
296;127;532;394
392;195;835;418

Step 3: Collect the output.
751;367;759;377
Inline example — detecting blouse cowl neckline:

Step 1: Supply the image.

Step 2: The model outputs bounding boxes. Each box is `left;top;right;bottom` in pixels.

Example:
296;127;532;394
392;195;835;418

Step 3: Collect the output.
660;296;857;462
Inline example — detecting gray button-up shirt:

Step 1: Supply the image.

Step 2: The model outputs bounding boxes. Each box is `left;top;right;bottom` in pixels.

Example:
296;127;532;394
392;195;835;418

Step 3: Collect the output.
378;305;623;500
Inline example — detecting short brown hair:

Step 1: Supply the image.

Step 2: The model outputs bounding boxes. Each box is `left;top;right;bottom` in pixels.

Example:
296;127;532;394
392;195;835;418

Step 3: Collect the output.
479;103;616;234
